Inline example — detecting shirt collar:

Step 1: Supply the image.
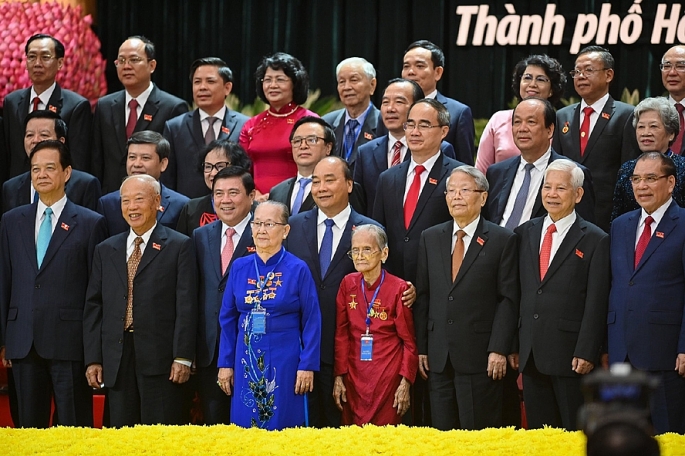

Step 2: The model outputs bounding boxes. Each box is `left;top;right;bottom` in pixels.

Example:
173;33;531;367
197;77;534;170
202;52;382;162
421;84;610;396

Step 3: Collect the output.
542;211;577;236
317;204;351;229
222;211;251;238
640;197;672;226
580;92;610;113
343;102;373;123
409;151;441;175
30;82;57;107
199;106;227;121
424;90;438;99
36;193;67;219
520;148;552;172
125;82;154;106
453;215;480;236
127;222;157;247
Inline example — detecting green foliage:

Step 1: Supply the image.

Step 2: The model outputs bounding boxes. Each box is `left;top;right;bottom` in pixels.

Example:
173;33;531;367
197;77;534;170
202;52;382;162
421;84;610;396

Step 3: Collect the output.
620;88;640;106
560;96;580;106
223;90;343;117
474;118;489;147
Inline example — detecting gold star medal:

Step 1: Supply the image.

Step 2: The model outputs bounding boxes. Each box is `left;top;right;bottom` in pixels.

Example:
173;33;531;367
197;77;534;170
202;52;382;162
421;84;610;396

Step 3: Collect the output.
349;295;358;309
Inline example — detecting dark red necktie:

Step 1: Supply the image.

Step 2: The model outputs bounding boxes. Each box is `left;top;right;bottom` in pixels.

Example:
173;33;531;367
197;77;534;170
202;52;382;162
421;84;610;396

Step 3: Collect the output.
391;141;402;167
634;216;654;268
539;223;557;280
126;99;139;139
32;97;41;112
403;165;425;229
580;106;593;156
672;104;685;155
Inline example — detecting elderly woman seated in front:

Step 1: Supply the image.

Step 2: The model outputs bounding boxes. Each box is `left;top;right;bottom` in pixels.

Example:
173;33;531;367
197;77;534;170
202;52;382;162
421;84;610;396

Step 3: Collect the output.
333;224;418;425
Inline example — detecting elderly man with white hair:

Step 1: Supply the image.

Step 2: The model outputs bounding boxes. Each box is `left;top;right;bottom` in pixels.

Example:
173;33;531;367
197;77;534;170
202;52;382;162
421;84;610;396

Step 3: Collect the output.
322;57;379;172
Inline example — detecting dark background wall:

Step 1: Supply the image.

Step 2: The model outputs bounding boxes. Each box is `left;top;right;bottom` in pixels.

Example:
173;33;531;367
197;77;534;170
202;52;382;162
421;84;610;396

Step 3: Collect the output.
96;0;677;118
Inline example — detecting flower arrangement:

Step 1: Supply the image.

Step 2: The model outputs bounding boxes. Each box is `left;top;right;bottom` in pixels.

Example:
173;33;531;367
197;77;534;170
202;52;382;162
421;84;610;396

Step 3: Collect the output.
2;425;685;455
0;0;107;108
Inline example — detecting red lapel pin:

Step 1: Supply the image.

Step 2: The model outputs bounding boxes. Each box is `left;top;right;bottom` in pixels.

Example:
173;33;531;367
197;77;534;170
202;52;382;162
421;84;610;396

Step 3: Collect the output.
601;112;611;120
247;246;256;252
575;249;584;258
48;105;58;113
144;114;153;121
61;222;69;231
152;243;161;250
364;132;373;140
656;231;664;238
221;126;230;135
476;237;485;246
429;178;438;185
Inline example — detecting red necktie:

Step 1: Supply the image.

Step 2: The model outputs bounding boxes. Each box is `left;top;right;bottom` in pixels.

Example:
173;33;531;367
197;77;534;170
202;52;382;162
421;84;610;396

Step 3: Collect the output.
391;140;402;167
539;223;557;280
221;227;236;275
126;99;139;139
580;106;594;156
672;104;685;155
404;165;425;229
634;216;654;268
32;97;41;112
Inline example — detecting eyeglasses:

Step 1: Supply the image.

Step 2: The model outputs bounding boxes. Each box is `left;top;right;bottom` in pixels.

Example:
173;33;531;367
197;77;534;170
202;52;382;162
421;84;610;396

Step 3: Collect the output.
290;136;325;148
114;57;150;66
26;54;55;63
660;62;685;73
403;122;442;132
203;161;230;173
569;68;607;79
347;248;381;259
521;74;550;84
630;175;669;185
445;188;486;197
250;221;287;230
261;77;290;86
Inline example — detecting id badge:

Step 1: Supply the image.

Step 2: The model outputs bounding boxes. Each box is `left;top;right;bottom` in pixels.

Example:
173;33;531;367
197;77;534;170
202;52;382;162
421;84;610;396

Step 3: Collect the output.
360;334;373;361
252;309;266;335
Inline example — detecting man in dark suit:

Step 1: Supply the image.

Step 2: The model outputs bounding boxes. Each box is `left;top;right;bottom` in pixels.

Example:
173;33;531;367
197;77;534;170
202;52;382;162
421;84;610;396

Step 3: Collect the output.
84;174;197;427
192;166;255;424
398;40;475;165
162;58;248;198
322;57;379;173
91;36;188;194
661;45;685;155
415;165;518;430
96;131;188;237
3;34;92;176
3;110;101;214
0;140;107;428
486;98;596;227
552;46;640;232
512;159;609;431
287;156;390;427
609;152;685;434
354;78;455;216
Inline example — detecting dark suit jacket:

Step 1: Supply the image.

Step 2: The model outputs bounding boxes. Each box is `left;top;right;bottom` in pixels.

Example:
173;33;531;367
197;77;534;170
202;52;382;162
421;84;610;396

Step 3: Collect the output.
161;109;248;198
354;136;455;216
91;85;188;194
415;218;519;374
3;84;92;176
552;97;640;231
192;218;254;368
176;194;215;236
322;104;379;172
515;215;609;376
83;224;197;386
372;152;462;284
2;169;101;214
286;207;380;365
484;150;596;226
269;177;367;216
608;201;685;370
96;184;189;237
0;200;107;361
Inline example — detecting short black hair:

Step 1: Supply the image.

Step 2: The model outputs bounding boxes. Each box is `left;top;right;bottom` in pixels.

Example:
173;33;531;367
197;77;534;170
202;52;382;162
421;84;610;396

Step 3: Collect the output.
29;139;72;169
512;97;556;129
511;54;567;105
636;151;677;178
24;110;67;140
255;52;309;105
198;139;252;172
289;116;336;150
25;34;65;59
404;40;445;68
212;165;255;195
409;98;451;127
126;35;156;60
386;78;425;103
126;131;170;160
577;45;615;70
318;155;353;182
189;57;233;84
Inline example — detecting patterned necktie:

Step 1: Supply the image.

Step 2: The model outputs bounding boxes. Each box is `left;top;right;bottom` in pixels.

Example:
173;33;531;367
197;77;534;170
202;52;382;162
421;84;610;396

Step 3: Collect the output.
504;163;535;230
539;223;557;279
36;207;53;268
391;140;402;167
291;177;312;215
205;116;218;144
404;164;425;229
634;216;654;268
32;97;41;112
221;227;236;275
126;99;139;139
451;230;466;282
125;237;144;329
319;219;335;277
673;104;685;155
580;106;594;156
344;119;359;160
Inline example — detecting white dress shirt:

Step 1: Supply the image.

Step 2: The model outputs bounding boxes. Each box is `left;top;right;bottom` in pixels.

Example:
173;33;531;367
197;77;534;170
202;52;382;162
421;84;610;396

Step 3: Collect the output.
34;194;67;241
29;82;57;113
317;205;351;262
221;212;250;251
539;211;577;261
451;216;480;257
289;173;313;211
403;152;441;204
125;82;154;123
199;106;227;139
386;134;408;168
500;149;551;228
635;198;672;247
580;92;610;136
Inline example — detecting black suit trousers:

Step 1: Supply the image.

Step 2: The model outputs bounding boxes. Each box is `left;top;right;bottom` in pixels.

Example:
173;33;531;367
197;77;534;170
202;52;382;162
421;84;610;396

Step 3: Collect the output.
308;361;341;428
195;350;231;425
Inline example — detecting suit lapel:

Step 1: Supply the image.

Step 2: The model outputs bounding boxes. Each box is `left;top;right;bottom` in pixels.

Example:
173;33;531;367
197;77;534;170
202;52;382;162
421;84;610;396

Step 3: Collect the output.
497;158;520;221
207;222;223;281
46;84;64;114
136;86;161;132
19;205;39;274
109;235;128;288
111;92;127;157
540;218;583;286
332;112;346;157
393;163;409;230
157;186;173;224
231;219;254;271
136;224;166;276
452;218;487;289
327;211;357;279
566;105;583;162
19;174;32;206
304;209;323;280
409;154;446;230
372;138;389;174
438;223;454;286
527;217;544;283
219;111;236;140
188;111;205;149
624;211;640;272
583;97;614;159
40;202;78;271
16;88;30;120
634;203;679;275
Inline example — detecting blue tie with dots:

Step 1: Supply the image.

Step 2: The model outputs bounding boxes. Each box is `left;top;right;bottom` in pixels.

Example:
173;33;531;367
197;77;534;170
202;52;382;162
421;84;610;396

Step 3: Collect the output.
319;219;335;277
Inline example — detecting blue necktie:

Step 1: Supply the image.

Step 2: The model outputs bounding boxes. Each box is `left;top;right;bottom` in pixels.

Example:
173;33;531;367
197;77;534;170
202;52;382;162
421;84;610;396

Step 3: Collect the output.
36;207;53;268
291;177;311;215
505;163;535;230
319;219;335;277
344;119;359;160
